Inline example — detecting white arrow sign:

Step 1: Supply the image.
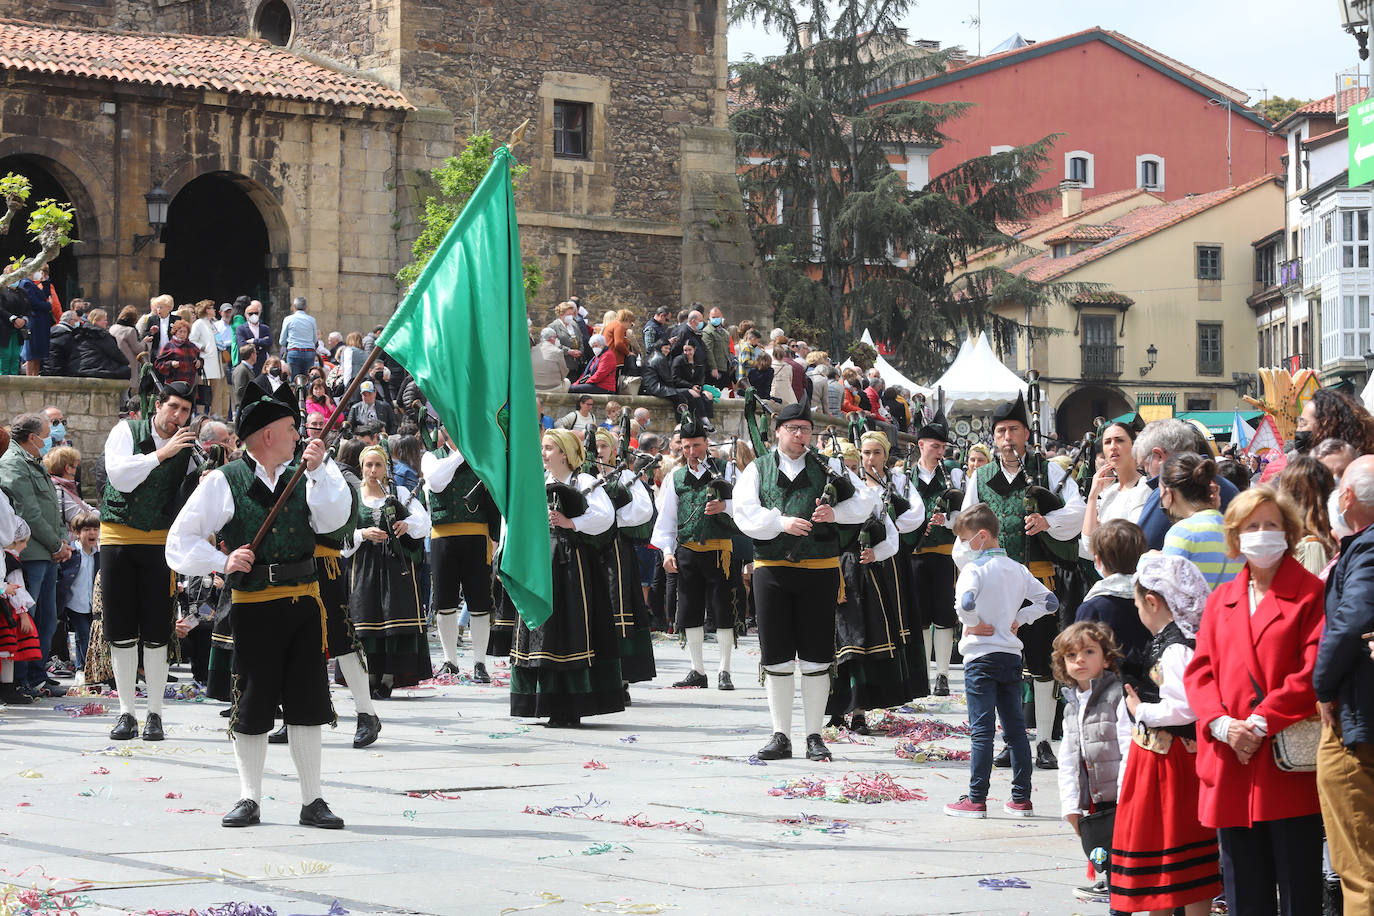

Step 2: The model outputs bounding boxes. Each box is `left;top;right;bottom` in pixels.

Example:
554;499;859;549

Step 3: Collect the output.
1357;142;1374;166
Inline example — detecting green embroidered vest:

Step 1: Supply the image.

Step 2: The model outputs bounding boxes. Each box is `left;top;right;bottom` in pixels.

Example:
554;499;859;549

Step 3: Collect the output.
673;459;739;545
606;474;654;545
914;464;955;549
101;418;194;530
974;455;1076;566
216;457;316;591
752;449;838;562
428;448;487;527
316;483;359;551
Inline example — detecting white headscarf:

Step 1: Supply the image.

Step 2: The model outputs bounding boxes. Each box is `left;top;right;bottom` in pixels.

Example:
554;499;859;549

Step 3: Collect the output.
1133;551;1210;639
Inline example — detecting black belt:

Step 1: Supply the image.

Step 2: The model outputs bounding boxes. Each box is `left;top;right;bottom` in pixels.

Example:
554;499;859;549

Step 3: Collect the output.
237;558;316;588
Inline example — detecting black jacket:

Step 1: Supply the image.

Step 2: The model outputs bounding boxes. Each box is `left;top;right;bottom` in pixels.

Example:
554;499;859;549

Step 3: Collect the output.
347;398;396;434
639;352;687;399
67;326;130;380
670;354;705;389
0;288;28;348
1316;524;1374;746
41;322;76;375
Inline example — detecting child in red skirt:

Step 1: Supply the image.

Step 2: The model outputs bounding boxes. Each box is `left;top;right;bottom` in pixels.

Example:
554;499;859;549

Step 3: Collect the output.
1114;552;1221;915
0;519;40;704
1053;620;1133;904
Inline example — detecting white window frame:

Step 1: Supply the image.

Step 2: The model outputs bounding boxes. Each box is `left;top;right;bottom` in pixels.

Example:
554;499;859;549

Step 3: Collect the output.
1064;150;1094;189
1136;154;1165;191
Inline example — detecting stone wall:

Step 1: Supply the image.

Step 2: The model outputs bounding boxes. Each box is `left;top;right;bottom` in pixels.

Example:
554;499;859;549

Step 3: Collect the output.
0;376;127;461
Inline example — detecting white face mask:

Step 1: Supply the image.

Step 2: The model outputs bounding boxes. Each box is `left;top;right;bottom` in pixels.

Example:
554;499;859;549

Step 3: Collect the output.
1330;488;1353;541
1239;529;1289;569
247;314;260;325
952;532;986;571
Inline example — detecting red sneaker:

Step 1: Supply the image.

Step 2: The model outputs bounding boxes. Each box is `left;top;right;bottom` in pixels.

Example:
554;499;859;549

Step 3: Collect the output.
943;796;987;818
1003;799;1034;817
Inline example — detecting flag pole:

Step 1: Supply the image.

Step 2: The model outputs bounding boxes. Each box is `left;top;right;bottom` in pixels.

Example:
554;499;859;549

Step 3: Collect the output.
246;344;385;553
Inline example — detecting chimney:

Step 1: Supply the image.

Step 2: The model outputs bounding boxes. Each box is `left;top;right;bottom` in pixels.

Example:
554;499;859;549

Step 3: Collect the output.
894;27;908;44
798;21;813;49
1060;179;1084;217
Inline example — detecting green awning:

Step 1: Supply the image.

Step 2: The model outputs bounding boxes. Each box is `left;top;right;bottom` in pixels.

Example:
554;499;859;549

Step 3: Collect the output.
1176;410;1265;436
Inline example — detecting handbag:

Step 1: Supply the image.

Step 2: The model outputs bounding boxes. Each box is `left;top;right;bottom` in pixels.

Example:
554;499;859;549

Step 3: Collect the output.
195;370;213;409
1077;805;1117;874
1272;716;1321;773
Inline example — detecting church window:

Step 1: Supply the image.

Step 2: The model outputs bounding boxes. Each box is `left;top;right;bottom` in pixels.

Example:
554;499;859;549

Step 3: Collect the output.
255;0;293;47
554;101;590;159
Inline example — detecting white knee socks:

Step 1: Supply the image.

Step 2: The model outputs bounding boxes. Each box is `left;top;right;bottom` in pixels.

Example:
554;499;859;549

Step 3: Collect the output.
685;627;706;675
232;732;268;803
1033;679;1057;744
717;628;733;676
470;612;491;667
2;659;13;682
435;610;460;666
763;665;794;735
288;724;324;804
335;652;376;717
932;627;954;677
142;645;168;718
110;644;139;716
800;669;831;737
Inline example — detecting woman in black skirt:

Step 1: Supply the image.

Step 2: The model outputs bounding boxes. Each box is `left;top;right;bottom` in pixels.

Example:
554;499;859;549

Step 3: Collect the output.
510;429;624;727
591;429;657;699
345;445;432;697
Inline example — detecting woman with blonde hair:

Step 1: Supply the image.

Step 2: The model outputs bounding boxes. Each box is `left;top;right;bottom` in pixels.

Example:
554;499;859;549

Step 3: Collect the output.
345;444;432;697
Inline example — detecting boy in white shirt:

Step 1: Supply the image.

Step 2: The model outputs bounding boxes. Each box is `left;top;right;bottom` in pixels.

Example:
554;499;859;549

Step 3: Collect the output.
944;503;1057;819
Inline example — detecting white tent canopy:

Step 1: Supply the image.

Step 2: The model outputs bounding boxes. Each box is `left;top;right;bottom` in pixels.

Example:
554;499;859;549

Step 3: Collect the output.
931;332;1028;410
838;330;934;398
1363;373;1374;415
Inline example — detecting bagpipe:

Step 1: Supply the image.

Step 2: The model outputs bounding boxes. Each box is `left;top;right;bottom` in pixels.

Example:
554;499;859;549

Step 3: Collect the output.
377;439;425;570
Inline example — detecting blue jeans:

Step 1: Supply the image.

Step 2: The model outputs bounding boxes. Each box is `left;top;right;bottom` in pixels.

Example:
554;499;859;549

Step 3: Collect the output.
69;612;91;669
964;651;1032;802
284;349;317;380
19;559;58;687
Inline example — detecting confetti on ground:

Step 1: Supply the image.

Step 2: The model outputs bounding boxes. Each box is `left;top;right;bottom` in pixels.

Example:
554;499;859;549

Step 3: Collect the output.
978;876;1031;891
263;861;332;877
537;843;634;861
17;769;41;778
745;755;767;766
618;735;639;744
867;710;972;741
582;760;608;770
582;901;674;914
522;795;702;831
498;892;564;915
421;671;510;688
767;772;927;804
405;791;461;800
893;740;970;762
402;810;418;820
488;727;532;739
78;785;113;798
0;877;93;915
140;776;163;782
164;792;182;799
63;685;107;697
90;767;109;775
166;808;221;815
775;813;850;835
53;702;108;717
821;726;876;745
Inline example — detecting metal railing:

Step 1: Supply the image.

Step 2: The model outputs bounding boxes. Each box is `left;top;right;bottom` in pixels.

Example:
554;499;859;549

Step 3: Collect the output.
1081;344;1124;378
1279;258;1302;292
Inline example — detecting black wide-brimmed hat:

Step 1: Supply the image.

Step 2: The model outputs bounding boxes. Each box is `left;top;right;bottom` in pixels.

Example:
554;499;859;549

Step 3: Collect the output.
235;377;299;441
917;404;949;443
991;391;1031;431
776;395;813;427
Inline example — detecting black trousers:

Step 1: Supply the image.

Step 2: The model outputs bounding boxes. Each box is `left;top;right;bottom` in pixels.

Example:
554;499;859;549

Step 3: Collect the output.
754;565;839;667
229;593;332;735
910;550;956;629
1217;813;1324;916
180;622;211;685
101;544;175;645
674;546;736;631
431;534;493;614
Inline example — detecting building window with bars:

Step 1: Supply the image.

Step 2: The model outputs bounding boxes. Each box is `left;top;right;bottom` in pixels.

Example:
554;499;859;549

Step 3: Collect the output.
1196;245;1222;280
553;101;590;159
1197;321;1223;375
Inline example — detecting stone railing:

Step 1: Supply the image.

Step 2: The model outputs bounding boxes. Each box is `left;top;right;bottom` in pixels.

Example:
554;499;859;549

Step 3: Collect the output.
0;376;129;461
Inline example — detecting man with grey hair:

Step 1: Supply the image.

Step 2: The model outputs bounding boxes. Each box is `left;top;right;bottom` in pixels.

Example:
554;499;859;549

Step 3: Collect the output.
1315;453;1374;910
532;327;571;393
278;296;318;381
1132;418;1239;549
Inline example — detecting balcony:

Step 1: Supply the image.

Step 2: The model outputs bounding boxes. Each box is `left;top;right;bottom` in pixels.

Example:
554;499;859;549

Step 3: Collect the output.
1081;343;1124;378
1287;352;1312;372
1279;258;1302;293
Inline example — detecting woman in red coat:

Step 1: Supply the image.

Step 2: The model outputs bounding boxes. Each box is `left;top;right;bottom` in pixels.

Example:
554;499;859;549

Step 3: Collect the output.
1184;487;1325;915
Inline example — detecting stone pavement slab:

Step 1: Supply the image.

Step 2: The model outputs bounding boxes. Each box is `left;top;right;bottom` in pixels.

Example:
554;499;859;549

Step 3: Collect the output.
1;635;1101;915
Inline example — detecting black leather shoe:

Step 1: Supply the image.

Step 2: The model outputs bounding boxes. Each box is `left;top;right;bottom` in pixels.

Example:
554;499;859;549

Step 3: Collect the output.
756;732;792;760
934;674;950;697
623;683;632;706
218;706;232;718
352;713;381;749
717;671;734;691
472;662;491;684
672;669;708;689
109;712;138;740
992;745;1011;768
0;683;34;705
436;661;460;676
221;798;260;827
805;733;833;761
267;724;288;745
299;798;344;829
826;714;846;730
1035;740;1058;770
141;712;164;742
849;712;869;736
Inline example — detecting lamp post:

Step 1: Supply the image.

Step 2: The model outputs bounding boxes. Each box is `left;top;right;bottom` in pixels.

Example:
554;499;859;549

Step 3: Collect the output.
1340;0;1371;60
132;186;171;254
1137;343;1158;377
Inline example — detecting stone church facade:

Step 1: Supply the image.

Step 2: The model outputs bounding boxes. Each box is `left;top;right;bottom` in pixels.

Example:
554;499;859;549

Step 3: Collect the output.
0;0;765;335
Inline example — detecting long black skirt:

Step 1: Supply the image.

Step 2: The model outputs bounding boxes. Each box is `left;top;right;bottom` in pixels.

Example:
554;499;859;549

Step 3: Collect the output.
510;535;624;720
828;553;915;715
601;535;656;683
349;541;432;688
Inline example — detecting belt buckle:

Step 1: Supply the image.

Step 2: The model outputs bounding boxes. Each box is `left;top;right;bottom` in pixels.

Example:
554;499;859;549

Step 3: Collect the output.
267;563;280;585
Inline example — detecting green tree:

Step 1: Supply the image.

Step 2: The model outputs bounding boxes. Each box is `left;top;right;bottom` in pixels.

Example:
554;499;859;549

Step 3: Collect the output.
0;173;75;288
397;131;543;300
730;0;1083;376
1260;96;1310;124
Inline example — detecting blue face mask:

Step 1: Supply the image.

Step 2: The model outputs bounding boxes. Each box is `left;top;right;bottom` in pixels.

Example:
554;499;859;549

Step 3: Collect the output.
39;435;52;457
695;321;706;332
49;422;65;442
710;317;723;327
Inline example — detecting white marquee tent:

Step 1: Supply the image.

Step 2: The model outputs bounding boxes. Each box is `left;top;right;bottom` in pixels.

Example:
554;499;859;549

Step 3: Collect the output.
930;332;1029;410
838;330;933;398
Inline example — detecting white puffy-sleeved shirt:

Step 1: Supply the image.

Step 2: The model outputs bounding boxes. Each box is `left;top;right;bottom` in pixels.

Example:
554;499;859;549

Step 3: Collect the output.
961;452;1086;543
422;447;466;497
165;456;352;576
615;470;654;529
548;471;615;538
104;419;173;494
343;486;432;558
733;449;876;542
884;470;926;535
649;460;734;556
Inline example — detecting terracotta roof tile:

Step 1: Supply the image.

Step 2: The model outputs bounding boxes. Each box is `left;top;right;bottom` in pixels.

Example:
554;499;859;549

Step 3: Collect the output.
1073;291;1134;306
1044;223;1120;244
1009;173;1281;283
1294;87;1368;117
0;17;411;110
994;187;1154;241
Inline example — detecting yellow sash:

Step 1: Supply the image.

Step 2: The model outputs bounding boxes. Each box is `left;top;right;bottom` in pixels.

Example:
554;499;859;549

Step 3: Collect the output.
231;581;328;655
431;522;494;563
1027;560;1056;590
681;538;733;578
99;523;169;546
917;542;953;556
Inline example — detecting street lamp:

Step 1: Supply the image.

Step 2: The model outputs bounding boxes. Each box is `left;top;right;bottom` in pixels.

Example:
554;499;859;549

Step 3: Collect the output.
132;186;171;254
1339;0;1371;60
1138;343;1158;377
1232;371;1257;399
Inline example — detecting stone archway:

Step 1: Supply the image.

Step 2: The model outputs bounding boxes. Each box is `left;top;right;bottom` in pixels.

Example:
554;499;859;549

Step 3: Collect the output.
0;153;88;303
1055;384;1133;441
158;172;289;316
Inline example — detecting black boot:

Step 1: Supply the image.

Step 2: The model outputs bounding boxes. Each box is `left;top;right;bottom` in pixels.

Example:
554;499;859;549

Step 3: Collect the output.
849;712;869;736
472;662;491;684
352;713;381;749
756;732;792;760
267;723;288;744
992;745;1011;768
1035;740;1058;770
805;733;833;761
933;674;950;696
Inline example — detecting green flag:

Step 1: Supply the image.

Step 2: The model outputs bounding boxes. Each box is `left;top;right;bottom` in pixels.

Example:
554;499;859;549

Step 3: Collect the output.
377;148;552;628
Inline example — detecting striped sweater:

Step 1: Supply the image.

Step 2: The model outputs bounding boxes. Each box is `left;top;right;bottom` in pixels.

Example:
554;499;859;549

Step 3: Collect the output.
1162;509;1242;590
